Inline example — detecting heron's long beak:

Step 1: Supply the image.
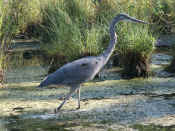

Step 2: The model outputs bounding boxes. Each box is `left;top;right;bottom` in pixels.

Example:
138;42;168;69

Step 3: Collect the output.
127;17;148;24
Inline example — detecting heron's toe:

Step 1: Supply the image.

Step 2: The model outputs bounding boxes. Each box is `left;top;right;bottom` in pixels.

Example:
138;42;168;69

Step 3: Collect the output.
54;108;58;114
76;106;80;110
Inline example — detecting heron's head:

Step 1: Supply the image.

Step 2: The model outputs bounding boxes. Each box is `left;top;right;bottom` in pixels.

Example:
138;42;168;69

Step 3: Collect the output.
117;13;148;24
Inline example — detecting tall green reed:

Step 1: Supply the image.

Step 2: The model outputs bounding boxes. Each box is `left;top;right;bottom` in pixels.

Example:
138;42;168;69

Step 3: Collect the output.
117;24;155;57
38;1;83;61
0;0;23;84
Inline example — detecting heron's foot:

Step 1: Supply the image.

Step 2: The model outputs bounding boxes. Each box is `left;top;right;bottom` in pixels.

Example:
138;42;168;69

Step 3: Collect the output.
54;106;62;113
76;106;80;110
58;97;64;100
54;108;57;114
58;96;72;100
54;108;59;113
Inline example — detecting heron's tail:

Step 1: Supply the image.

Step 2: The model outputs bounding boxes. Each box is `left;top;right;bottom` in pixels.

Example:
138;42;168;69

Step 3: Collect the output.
37;84;43;88
37;80;47;88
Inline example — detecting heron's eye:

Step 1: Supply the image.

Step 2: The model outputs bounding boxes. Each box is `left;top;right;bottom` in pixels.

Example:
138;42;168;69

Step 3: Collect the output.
120;16;125;19
81;63;88;67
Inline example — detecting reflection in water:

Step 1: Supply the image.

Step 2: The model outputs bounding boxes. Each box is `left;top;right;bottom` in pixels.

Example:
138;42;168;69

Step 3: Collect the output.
5;50;48;84
0;119;7;131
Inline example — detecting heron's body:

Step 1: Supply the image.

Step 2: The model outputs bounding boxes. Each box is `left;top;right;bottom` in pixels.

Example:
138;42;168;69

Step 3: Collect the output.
40;56;104;87
38;13;147;112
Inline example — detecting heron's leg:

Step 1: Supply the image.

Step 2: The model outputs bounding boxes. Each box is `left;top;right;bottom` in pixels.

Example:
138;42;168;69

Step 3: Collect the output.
55;87;77;113
77;88;80;109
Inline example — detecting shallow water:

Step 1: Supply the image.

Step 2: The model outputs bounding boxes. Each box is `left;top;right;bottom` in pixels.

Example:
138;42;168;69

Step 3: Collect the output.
0;50;175;131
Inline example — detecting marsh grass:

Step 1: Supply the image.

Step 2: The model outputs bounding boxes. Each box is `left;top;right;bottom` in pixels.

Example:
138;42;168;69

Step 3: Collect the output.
36;0;155;72
116;24;155;78
41;4;82;57
63;0;95;25
37;0;110;71
117;24;155;56
95;0;119;24
83;25;108;56
0;0;42;84
0;0;22;85
150;0;175;34
38;1;83;60
2;0;174;77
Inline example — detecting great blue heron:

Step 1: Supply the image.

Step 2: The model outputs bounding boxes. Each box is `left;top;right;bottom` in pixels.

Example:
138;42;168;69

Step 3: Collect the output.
38;13;147;112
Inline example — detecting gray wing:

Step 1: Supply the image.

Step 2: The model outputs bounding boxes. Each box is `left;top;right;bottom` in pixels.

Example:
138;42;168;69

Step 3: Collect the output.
39;56;104;87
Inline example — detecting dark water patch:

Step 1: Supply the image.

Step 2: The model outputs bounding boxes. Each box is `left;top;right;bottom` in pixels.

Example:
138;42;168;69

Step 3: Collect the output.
147;92;175;99
1;113;107;131
2;116;74;131
5;66;48;84
155;34;175;47
132;124;175;131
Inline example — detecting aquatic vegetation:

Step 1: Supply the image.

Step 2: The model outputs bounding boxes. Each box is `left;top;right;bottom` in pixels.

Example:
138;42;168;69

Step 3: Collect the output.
0;0;25;85
150;0;175;34
116;25;155;78
1;0;174;75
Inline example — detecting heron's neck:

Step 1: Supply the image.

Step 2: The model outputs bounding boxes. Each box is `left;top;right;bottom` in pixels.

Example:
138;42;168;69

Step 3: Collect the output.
100;19;119;65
